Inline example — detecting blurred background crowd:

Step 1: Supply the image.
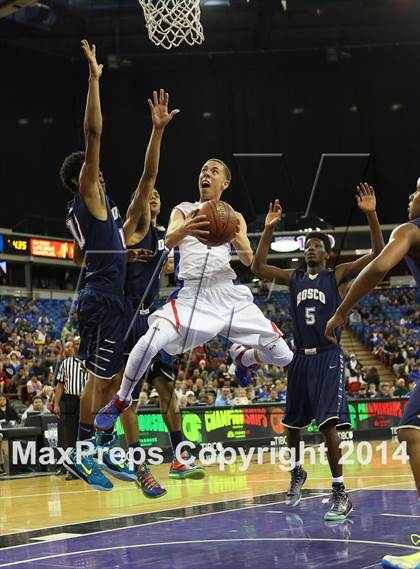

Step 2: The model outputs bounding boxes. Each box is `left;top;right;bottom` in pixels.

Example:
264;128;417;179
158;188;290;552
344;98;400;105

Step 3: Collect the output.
0;286;418;424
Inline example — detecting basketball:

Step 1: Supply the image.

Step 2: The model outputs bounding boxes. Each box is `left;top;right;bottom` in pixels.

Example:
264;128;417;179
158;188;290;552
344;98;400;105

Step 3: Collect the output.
196;199;238;246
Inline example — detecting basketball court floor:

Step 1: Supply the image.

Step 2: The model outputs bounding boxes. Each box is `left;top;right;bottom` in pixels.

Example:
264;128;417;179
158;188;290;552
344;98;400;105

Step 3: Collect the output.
0;440;418;568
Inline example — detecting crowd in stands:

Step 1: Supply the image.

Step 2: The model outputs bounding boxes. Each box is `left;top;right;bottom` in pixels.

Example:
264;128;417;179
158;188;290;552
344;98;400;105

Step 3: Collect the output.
0;297;78;421
0;287;418;423
348;287;420;400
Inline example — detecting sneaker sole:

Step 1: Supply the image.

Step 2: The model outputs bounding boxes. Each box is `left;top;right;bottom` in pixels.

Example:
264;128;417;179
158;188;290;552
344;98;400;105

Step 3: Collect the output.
381;559;402;569
285;494;302;508
324;504;353;522
380;558;418;569
169;468;206;480
136;483;167;499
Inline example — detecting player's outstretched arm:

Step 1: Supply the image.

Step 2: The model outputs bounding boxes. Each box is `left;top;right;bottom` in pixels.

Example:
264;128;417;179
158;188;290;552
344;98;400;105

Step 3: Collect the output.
78;40;106;220
165;208;210;249
325;223;416;342
232;213;253;266
124;90;180;244
335;183;385;283
251;199;293;286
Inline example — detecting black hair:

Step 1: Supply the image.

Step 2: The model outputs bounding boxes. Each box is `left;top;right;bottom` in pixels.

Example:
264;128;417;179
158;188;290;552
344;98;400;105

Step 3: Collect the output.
59;151;85;193
304;232;332;254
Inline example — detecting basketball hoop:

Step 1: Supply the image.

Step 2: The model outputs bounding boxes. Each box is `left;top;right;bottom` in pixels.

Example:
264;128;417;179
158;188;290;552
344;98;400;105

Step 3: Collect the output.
138;0;204;50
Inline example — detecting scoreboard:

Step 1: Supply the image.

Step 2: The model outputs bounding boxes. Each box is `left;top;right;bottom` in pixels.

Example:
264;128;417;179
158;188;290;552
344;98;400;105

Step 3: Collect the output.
1;234;74;260
4;236;29;256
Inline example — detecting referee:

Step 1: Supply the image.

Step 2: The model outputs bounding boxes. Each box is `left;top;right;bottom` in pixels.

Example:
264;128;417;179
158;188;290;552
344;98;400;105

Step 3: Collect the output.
54;339;87;478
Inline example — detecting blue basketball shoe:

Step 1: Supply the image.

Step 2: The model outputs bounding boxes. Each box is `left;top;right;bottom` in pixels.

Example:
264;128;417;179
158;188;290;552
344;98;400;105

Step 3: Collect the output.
97;434;137;483
95;393;131;432
63;446;113;492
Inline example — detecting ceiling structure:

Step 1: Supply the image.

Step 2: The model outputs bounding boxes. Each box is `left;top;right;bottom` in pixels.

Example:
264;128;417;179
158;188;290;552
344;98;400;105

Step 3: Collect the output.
2;0;420;237
1;0;420;65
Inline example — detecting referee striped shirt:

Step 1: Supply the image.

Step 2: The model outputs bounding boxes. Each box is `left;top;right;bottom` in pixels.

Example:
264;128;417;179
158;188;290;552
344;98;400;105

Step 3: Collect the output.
56;356;87;396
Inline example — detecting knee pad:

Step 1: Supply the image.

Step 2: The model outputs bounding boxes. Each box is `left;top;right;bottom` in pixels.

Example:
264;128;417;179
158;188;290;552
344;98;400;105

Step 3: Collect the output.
258;337;293;367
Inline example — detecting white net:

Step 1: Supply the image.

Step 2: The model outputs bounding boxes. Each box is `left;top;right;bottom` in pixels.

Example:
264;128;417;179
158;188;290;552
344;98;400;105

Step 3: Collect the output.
138;0;204;50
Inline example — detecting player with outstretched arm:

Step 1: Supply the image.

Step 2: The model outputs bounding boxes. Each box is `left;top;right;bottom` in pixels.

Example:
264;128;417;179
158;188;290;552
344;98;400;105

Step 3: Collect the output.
250;184;384;520
325;183;420;569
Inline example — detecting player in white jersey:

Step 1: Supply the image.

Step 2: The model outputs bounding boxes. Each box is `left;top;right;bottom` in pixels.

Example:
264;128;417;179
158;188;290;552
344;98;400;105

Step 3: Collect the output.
95;158;293;432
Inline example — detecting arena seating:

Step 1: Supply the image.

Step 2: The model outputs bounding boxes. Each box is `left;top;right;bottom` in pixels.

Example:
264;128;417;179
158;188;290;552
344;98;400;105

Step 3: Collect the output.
0;287;417;421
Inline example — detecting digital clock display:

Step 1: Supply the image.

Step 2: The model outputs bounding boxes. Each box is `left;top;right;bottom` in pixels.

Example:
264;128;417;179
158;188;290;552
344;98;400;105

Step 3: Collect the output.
5;237;29;255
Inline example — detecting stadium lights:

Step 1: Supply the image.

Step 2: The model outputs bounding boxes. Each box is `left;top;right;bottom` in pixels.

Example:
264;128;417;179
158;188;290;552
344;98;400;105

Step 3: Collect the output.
271;237;302;253
201;0;230;6
271;233;336;253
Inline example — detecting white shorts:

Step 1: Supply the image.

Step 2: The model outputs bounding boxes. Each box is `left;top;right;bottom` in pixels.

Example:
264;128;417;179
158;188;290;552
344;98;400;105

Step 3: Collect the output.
148;280;286;356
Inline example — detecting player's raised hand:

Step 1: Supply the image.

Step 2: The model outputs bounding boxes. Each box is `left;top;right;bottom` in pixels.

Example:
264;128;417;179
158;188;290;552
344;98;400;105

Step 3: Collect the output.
265;199;282;228
148;89;180;130
324;310;346;343
356;182;376;213
184;210;210;242
81;40;103;79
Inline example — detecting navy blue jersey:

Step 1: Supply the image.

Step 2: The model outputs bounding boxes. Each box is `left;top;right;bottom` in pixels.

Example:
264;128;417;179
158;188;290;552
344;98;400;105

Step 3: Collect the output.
66;193;126;293
405;217;420;288
289;269;343;349
125;225;167;310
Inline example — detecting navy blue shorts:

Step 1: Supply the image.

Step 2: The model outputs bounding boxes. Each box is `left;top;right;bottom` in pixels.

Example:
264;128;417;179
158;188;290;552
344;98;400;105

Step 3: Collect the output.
398;382;420;430
124;298;174;399
283;347;351;430
77;288;125;380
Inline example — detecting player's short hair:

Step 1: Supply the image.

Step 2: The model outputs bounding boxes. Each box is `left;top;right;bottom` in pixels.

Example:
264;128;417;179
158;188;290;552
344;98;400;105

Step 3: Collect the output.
305;232;332;254
207;158;232;184
60;151;85;193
